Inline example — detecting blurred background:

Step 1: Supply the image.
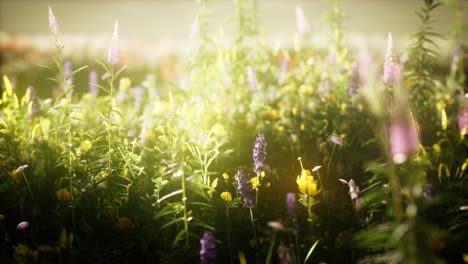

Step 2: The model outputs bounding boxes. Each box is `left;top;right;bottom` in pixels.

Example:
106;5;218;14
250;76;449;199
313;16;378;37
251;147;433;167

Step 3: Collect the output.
0;0;465;97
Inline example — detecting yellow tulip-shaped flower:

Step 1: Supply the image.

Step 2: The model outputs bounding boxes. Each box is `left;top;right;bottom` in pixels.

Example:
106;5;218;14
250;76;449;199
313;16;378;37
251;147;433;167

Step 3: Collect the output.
296;170;321;196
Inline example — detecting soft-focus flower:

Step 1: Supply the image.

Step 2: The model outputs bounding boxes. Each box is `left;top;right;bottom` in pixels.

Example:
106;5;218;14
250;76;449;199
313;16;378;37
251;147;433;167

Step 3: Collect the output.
267;221;285;231
389;116;420;164
11;165;28;181
348;63;360;96
56;188;72;202
458;105;468;135
79;140;92;153
246;66;257;91
329;135;343;146
236;169;255;208
296;170;321;196
383;33;401;86
64;61;73;85
107;20;120;65
277;244;291;264
0;214;5;220
318;78;330;99
190;16;200;41
295;6;310;35
17;221;29;230
253;133;267;174
220;191;232;202
88;71;99;96
286;192;298;232
451;43;460;73
116;216;135;231
133;86;145;107
339;179;360;209
200;230;216;264
251;177;260;189
278;57;289;85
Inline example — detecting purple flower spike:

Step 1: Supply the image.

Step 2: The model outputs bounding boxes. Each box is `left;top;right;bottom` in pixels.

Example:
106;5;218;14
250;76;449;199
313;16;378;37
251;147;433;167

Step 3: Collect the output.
348;63;360;96
17;221;29;230
64;61;73;85
200;231;216;264
286;193;298;232
295;6;310;35
107;20;120;65
383;33;401;86
89;71;99;96
253;133;267;173
246;66;257;91
48;6;58;32
459;102;468;135
236;169;255;208
451;44;460;73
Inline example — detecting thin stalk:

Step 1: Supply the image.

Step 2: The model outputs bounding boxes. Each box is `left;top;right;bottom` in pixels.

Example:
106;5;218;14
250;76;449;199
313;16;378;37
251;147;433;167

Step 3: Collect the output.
22;172;34;201
226;205;233;264
249;207;258;253
0;222;11;242
295;233;301;264
181;170;190;244
327;144;336;174
266;230;277;264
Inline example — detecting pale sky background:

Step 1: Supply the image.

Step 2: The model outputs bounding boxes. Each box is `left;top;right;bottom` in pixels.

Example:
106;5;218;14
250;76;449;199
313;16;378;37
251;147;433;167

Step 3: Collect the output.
0;0;463;44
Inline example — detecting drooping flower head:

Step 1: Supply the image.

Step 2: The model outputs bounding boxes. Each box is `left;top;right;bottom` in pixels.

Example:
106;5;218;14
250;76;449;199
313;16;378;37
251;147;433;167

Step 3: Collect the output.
383;33;401;86
236;169;255;208
107;20;120;65
296;170;321;196
246;66;258;91
253;133;267;174
17;221;29;230
389;107;420;164
295;6;310;35
200;231;216;264
348;63;361;96
329;135;343;146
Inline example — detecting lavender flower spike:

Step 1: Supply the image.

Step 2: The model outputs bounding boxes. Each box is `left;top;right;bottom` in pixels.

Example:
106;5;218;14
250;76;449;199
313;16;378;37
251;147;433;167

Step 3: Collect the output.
236;169;255;208
286;193;298;233
200;231;216;264
383;33;401;86
246;66;257;91
295;6;310;35
107;20;120;65
253;133;267;174
48;6;58;32
459;102;468;135
348;63;360;96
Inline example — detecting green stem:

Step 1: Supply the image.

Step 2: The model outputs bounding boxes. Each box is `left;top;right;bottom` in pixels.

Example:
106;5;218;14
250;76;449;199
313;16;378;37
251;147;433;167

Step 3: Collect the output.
327;144;336;174
0;222;11;242
22;173;34;201
295;233;301;264
181;170;190;244
266;231;277;264
226;205;233;264
249;207;258;252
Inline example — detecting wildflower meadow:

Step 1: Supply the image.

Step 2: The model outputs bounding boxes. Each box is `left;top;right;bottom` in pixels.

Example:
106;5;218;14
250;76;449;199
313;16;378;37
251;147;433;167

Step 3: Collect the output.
0;0;467;263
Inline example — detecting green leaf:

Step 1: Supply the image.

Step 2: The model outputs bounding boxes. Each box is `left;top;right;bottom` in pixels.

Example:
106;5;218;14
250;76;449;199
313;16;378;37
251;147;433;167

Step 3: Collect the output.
304;240;319;263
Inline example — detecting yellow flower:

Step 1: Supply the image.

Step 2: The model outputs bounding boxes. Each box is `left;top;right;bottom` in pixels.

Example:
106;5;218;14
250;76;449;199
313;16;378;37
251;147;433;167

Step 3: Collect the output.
56;188;72;202
220;191;232;202
79;140;92;153
251;177;260;189
296;170;321;196
222;173;229;180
